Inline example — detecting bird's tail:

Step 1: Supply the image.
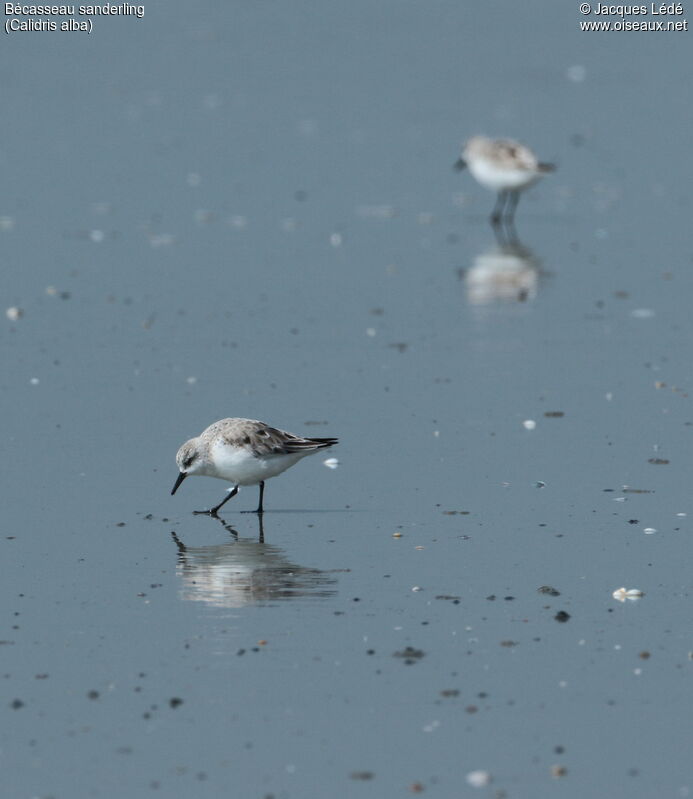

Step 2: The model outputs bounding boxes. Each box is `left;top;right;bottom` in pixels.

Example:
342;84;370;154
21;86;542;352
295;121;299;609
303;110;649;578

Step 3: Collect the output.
285;437;338;453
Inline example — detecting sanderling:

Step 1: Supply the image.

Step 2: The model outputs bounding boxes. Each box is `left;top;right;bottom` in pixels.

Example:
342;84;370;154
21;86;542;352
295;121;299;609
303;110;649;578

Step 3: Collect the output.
454;136;554;223
171;418;338;515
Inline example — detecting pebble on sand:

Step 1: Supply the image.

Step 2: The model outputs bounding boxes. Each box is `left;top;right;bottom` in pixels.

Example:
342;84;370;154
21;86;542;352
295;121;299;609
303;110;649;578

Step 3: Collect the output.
466;770;492;788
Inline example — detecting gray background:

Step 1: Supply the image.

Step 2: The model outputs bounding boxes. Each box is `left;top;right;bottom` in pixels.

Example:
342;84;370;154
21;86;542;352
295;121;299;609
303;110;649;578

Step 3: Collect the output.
2;1;693;797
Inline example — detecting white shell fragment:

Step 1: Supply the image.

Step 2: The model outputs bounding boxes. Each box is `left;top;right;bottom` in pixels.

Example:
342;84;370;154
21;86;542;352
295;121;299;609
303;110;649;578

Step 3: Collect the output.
6;306;23;321
631;308;655;319
522;419;536;430
466;770;492;788
612;587;645;602
323;458;339;470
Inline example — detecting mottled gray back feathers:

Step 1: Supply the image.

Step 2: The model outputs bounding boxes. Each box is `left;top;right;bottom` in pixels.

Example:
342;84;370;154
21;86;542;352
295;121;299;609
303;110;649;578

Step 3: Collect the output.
203;418;338;458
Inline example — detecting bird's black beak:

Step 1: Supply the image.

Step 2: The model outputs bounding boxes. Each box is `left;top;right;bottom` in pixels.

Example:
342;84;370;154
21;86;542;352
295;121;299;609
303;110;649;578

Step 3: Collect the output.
453;157;466;172
171;472;187;495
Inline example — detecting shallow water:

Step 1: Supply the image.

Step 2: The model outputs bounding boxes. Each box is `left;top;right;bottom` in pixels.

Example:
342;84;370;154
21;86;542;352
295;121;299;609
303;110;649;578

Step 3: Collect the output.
2;2;693;797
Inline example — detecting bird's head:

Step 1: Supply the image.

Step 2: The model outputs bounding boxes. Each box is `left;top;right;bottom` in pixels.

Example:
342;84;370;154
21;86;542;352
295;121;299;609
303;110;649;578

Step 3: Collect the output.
171;439;205;494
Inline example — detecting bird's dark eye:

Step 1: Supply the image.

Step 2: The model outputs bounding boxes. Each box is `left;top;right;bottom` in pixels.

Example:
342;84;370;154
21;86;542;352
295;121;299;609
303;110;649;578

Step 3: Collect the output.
183;456;194;469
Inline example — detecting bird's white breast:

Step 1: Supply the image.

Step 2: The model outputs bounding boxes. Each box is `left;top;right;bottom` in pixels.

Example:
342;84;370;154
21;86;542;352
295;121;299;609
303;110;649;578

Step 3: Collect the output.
468;157;539;192
209;440;305;485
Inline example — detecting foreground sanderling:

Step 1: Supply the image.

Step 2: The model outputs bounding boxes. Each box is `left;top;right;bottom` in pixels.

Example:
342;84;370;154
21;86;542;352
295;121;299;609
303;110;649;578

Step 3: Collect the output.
454;135;555;223
171;418;338;515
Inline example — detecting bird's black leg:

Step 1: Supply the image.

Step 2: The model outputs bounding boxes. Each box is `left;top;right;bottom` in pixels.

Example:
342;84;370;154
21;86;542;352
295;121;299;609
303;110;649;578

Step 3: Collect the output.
504;214;519;246
194;485;239;516
242;481;265;514
490;190;508;225
257;513;265;543
505;190;520;223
